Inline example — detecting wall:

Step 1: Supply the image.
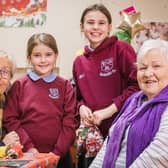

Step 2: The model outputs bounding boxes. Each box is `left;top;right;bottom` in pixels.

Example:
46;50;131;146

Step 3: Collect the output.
0;0;168;80
102;0;168;27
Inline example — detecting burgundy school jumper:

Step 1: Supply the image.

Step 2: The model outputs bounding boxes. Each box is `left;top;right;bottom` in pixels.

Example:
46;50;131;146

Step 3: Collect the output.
3;72;77;157
73;36;139;137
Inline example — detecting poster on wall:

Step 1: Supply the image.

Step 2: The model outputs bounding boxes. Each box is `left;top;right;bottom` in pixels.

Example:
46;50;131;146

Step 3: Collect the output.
133;22;168;51
0;0;47;28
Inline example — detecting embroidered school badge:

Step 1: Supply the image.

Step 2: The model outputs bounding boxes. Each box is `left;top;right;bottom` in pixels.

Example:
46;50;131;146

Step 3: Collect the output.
49;88;59;99
99;58;116;77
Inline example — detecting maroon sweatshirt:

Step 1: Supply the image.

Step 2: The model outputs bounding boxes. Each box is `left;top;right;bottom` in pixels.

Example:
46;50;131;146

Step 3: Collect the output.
3;74;77;157
73;36;139;137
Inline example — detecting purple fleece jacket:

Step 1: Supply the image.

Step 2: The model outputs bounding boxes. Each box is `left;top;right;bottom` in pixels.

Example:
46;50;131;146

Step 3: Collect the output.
73;36;139;137
3;74;77;157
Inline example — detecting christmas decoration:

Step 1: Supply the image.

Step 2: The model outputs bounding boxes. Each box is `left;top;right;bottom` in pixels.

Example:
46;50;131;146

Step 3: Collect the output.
114;6;144;43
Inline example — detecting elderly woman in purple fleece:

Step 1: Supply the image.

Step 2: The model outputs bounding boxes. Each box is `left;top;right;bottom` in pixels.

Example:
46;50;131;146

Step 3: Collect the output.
89;39;168;168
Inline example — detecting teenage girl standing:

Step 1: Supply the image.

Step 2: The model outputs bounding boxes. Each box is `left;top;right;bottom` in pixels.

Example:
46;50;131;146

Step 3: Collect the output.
73;4;139;167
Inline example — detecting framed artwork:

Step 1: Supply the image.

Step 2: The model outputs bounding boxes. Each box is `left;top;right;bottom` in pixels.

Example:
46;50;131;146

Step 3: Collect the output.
0;0;47;28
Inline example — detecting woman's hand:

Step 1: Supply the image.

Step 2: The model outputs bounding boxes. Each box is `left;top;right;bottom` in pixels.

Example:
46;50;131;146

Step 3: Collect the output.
93;104;118;126
79;105;94;127
2;131;20;146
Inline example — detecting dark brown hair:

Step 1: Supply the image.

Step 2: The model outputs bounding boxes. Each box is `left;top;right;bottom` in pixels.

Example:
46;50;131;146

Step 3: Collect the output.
80;4;112;24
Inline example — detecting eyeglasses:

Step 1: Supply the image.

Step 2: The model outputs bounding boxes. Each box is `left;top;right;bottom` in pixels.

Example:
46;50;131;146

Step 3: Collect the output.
0;69;10;79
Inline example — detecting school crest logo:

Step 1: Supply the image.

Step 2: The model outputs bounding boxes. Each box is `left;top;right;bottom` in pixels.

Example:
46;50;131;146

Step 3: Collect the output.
49;88;59;99
99;58;116;76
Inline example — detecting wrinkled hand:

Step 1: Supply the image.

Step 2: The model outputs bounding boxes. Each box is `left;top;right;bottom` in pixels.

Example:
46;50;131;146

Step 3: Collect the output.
3;131;20;146
79;105;94;127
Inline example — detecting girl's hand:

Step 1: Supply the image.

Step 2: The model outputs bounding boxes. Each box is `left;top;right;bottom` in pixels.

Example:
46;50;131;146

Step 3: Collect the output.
79;105;94;127
93;104;118;125
92;110;104;126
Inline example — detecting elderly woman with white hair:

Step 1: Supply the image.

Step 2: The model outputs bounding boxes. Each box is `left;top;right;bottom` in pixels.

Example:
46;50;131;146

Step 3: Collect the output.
89;39;168;168
0;51;20;147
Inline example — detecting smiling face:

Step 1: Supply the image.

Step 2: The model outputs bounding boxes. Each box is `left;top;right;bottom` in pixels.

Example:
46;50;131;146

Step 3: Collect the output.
81;10;112;49
137;49;168;99
29;44;57;78
0;57;11;94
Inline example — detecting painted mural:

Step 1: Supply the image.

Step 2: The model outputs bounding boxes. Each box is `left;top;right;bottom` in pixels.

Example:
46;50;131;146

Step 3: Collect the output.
0;0;47;27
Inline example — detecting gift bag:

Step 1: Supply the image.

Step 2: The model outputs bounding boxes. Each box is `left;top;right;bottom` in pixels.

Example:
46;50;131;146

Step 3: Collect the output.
76;125;104;158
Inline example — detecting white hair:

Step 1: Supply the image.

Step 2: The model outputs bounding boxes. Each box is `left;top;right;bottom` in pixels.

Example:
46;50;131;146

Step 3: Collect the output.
137;39;168;63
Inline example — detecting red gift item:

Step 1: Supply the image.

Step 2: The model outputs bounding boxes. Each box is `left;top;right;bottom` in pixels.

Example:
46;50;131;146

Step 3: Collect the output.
119;5;136;15
8;144;23;158
22;152;59;168
76;125;104;158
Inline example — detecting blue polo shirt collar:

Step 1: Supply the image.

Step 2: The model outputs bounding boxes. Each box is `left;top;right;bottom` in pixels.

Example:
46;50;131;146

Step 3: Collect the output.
88;45;95;52
28;69;57;83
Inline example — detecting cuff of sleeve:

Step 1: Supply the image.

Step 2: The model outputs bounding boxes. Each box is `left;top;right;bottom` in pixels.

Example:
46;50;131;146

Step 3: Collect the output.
112;99;122;111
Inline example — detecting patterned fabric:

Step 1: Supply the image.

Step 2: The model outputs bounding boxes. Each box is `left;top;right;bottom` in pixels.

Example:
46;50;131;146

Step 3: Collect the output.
77;125;104;158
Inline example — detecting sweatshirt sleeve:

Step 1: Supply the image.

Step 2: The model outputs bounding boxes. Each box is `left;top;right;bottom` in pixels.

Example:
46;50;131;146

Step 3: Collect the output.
112;42;139;110
52;81;77;157
130;107;168;168
72;60;85;117
3;81;34;151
